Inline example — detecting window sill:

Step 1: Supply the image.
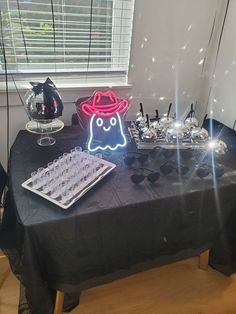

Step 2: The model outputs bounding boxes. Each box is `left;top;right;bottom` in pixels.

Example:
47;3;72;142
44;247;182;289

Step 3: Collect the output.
0;80;132;93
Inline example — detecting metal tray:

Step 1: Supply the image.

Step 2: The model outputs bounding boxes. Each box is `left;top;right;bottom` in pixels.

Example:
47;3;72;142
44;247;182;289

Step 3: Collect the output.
129;123;208;150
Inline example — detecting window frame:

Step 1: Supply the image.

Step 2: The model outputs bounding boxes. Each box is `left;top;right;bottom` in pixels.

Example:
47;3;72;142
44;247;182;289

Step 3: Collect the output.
0;0;135;87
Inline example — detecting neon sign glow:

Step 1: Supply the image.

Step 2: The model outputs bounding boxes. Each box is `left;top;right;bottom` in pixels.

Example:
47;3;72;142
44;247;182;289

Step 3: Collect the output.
82;90;129;152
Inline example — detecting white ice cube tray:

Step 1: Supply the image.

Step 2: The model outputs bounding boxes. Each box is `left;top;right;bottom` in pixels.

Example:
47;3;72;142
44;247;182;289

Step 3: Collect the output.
22;151;116;209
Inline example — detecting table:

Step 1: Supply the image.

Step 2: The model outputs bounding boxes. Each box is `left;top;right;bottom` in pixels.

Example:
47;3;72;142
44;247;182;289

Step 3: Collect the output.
6;126;236;314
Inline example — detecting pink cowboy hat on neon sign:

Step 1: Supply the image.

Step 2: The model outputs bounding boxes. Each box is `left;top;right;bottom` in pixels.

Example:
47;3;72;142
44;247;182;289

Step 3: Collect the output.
81;90;130;152
82;90;129;117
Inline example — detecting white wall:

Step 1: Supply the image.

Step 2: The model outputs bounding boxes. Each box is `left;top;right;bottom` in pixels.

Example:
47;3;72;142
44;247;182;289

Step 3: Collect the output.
0;0;222;167
206;0;236;129
127;0;220;121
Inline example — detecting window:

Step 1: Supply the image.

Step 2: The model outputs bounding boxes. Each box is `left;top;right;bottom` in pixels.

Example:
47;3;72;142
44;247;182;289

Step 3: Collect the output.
0;0;134;83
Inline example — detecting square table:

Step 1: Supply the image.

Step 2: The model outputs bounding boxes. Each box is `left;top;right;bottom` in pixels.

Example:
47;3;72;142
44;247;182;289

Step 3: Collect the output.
6;126;236;314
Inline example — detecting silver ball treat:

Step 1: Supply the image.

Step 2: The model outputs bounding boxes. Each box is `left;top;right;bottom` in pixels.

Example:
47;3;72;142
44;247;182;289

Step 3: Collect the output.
141;128;157;141
185;117;199;129
165;122;186;142
159;116;174;129
191;128;209;143
209;140;228;155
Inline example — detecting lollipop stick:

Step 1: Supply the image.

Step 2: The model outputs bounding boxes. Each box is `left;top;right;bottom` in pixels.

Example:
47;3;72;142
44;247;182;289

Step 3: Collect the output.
233;119;236;130
140;103;144;117
191;103;194;117
146;114;150;128
202;114;208;128
167;103;172;118
185;104;194;120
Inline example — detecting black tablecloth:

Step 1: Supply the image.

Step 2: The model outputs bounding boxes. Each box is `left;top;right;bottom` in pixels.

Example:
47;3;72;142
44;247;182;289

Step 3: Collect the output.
5;126;236;314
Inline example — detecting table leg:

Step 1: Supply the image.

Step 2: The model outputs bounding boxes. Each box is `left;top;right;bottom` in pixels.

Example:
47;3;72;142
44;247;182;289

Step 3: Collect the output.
0;265;10;289
199;250;209;270
54;291;64;314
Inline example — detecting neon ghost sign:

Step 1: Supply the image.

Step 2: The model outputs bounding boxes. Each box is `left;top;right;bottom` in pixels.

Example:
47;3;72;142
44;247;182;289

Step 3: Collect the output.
82;90;130;152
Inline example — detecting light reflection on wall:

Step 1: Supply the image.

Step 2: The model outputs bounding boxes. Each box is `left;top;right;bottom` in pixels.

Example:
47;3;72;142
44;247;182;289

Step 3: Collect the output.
127;0;221;121
207;0;236;129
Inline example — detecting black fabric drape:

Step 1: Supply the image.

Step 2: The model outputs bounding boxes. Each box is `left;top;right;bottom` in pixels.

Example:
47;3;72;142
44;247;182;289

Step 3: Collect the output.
3;126;236;313
203;118;236;274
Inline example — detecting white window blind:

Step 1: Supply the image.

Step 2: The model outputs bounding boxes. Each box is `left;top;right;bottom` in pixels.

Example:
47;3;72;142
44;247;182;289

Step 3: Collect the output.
0;0;134;80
